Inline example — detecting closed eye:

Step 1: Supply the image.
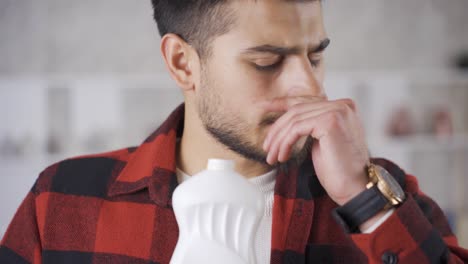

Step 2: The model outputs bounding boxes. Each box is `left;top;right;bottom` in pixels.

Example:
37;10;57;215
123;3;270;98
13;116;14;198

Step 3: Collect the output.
253;58;283;72
309;58;321;67
309;53;323;68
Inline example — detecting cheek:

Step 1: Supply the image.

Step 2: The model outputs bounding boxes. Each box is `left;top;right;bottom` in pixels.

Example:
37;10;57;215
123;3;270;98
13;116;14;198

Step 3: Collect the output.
220;68;268;106
207;58;275;126
239;69;278;103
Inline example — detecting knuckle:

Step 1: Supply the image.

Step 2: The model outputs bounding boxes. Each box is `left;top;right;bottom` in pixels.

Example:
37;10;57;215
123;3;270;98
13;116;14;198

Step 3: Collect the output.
291;120;306;133
345;98;356;109
343;98;358;113
285;135;295;145
339;104;348;115
327;111;342;125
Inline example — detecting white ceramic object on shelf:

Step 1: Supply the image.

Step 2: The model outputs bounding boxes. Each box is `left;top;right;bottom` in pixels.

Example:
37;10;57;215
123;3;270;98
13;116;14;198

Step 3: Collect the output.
170;159;264;264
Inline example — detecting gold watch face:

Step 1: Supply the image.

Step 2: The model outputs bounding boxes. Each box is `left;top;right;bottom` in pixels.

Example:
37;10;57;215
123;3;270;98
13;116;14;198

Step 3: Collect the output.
373;164;406;203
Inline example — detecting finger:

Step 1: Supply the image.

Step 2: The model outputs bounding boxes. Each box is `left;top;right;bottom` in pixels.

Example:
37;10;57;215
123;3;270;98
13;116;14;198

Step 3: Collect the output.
261;95;327;113
263;100;332;150
266;107;334;164
269;104;349;161
272;100;361;163
265;104;332;155
263;97;354;113
264;102;344;152
335;98;357;113
277;132;307;162
263;97;356;152
276;113;337;163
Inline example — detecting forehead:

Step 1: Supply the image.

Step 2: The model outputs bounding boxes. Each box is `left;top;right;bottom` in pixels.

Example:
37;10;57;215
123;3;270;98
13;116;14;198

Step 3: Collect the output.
226;0;325;48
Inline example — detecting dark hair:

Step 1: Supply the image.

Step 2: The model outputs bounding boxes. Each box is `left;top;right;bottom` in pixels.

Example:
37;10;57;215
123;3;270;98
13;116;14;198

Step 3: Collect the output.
151;0;235;58
151;0;320;59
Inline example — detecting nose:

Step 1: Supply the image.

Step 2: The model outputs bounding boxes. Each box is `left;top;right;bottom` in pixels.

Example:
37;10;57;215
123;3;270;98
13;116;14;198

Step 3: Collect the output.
277;56;325;98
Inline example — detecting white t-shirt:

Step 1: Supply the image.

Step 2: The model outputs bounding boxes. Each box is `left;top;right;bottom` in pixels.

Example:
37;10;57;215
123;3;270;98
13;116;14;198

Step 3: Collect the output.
176;168;276;264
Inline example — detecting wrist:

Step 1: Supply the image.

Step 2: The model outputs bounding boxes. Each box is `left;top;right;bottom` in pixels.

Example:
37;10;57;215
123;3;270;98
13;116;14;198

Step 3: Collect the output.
334;185;366;206
333;163;406;233
334;173;368;206
359;209;389;232
333;185;390;233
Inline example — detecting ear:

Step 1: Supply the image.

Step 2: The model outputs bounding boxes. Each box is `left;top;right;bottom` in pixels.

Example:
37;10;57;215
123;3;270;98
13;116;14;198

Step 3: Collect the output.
160;34;199;92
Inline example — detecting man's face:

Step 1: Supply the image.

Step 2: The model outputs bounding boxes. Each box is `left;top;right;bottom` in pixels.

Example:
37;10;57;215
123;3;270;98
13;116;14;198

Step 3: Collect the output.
196;0;328;166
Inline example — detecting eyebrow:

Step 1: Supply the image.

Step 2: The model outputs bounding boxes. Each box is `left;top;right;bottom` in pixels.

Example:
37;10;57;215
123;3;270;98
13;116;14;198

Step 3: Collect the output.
242;38;330;56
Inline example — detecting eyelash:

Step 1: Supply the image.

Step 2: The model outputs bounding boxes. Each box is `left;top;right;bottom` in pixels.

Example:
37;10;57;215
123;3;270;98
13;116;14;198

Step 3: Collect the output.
254;57;322;72
310;58;321;67
254;59;283;71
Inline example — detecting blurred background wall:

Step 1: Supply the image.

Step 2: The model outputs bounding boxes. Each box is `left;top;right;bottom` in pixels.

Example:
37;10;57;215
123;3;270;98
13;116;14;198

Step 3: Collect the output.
1;0;467;246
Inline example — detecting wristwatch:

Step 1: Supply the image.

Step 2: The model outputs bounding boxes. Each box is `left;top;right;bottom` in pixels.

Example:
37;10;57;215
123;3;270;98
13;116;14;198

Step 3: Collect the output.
334;163;406;232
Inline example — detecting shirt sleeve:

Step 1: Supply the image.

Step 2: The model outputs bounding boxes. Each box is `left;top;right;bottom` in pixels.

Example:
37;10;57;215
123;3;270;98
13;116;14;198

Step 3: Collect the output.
346;172;468;263
360;208;395;234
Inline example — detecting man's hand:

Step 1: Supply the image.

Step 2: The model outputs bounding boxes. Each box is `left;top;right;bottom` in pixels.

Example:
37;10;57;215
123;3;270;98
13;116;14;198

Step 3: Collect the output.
262;96;370;206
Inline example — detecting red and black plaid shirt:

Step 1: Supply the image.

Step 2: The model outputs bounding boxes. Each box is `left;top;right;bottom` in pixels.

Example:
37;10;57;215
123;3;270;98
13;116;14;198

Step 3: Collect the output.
1;104;468;263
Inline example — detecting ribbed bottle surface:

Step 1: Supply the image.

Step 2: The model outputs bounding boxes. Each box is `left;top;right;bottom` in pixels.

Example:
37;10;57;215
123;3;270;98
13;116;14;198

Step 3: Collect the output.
171;159;264;264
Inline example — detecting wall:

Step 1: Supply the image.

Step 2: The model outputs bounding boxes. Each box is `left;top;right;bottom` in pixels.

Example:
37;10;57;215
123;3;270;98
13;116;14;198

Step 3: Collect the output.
1;1;468;74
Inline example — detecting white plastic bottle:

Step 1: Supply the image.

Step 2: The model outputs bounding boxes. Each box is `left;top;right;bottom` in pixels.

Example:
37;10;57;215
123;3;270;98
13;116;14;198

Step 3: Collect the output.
170;159;264;264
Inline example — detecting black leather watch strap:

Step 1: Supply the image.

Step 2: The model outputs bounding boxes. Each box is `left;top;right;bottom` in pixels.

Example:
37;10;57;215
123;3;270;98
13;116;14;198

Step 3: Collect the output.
334;185;389;233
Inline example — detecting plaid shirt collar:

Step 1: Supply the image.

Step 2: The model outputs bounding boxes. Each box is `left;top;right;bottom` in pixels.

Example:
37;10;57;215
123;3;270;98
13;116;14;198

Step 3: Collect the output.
107;104;184;206
107;103;313;208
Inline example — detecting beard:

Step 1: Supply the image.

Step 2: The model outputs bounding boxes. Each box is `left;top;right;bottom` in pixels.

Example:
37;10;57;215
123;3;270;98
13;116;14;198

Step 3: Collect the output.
196;68;312;168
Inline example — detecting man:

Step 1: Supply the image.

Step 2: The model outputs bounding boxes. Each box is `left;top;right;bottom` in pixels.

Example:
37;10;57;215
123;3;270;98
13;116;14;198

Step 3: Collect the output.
1;0;468;263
